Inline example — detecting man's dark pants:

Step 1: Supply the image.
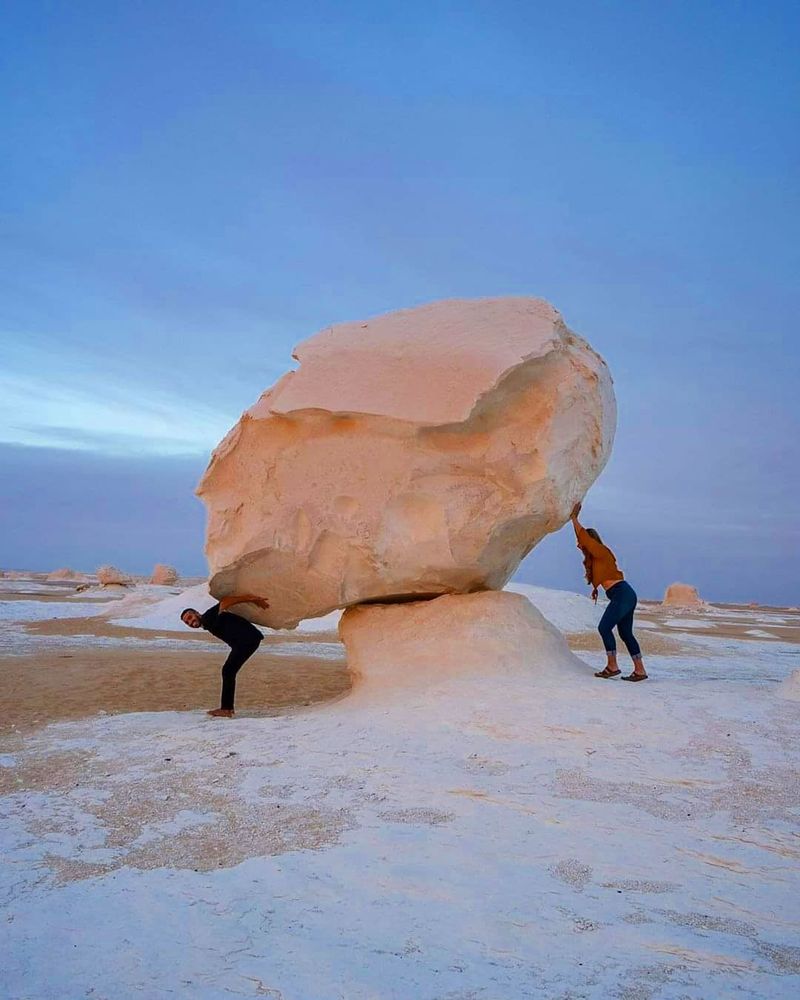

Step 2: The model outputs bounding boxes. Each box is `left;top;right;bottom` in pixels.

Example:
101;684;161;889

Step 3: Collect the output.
220;636;261;710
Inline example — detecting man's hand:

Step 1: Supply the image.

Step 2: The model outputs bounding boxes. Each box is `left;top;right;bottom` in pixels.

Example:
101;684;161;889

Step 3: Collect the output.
252;597;270;610
571;501;582;520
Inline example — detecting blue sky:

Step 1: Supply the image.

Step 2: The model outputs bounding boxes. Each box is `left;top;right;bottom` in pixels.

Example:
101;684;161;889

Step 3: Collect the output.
1;1;798;604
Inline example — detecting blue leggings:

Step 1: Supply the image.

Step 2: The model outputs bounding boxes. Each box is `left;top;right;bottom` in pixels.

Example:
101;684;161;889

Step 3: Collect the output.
598;581;641;657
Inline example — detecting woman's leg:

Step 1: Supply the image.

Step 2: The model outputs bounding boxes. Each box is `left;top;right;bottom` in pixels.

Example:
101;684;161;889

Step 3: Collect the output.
617;608;646;675
616;586;646;678
597;600;621;675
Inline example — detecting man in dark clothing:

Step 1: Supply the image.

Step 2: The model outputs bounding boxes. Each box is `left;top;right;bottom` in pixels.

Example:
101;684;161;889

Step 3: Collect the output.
181;594;269;717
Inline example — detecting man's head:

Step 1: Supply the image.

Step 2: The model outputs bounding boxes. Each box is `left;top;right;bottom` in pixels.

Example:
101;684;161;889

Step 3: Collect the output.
181;608;202;629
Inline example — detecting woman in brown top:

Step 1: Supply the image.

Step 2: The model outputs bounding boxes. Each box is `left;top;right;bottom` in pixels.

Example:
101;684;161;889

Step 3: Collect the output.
570;502;647;681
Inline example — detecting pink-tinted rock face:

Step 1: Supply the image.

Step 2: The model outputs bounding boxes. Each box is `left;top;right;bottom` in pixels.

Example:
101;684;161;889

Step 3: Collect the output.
150;564;179;585
662;582;705;607
96;565;131;586
198;298;616;629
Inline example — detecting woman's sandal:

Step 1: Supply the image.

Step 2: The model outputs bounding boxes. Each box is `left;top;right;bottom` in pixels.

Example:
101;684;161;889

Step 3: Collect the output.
622;673;648;682
594;667;621;678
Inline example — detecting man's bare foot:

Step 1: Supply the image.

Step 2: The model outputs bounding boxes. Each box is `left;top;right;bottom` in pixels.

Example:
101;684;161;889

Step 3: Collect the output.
207;708;235;718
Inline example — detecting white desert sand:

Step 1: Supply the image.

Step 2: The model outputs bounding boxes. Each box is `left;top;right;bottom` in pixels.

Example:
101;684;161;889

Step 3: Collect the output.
779;668;800;700
1;577;799;999
101;581;212;623
506;581;604;632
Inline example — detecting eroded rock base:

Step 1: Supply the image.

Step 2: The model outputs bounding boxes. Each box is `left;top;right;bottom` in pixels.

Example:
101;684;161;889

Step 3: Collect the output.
338;590;587;698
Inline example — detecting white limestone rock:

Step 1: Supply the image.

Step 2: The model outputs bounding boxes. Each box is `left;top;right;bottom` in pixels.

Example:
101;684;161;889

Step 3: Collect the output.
339;590;588;698
663;582;705;607
96;565;132;587
150;564;179;585
198;297;616;629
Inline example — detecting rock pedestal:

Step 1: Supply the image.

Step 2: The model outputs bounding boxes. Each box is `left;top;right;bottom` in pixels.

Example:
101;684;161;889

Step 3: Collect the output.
338;591;587;698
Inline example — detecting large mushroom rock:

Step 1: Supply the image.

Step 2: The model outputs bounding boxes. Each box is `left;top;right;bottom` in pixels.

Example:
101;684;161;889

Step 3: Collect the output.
198;297;616;629
662;582;705;607
339;590;587;698
150;564;179;585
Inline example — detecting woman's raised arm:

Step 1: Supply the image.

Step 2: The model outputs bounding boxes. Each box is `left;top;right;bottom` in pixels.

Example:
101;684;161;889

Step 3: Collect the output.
570;502;604;556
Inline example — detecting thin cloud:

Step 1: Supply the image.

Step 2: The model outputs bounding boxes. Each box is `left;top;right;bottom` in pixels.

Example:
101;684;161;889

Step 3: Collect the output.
8;423;221;457
0;345;234;456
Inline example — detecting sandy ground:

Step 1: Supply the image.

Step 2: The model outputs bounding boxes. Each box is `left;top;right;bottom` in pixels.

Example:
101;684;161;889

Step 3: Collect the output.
2;599;347;730
637;602;800;645
1;647;350;733
2;580;799;1000
4;598;794;733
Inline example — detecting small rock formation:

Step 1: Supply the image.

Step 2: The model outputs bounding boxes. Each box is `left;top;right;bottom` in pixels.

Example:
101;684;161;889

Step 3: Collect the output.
96;565;132;587
339;590;586;697
150;564;179;586
47;568;83;581
662;582;705;607
198;297;616;629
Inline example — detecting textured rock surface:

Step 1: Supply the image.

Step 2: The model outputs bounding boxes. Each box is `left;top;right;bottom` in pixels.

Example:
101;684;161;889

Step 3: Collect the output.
198;298;616;629
96;565;132;587
663;582;705;607
339;591;587;697
150;564;179;585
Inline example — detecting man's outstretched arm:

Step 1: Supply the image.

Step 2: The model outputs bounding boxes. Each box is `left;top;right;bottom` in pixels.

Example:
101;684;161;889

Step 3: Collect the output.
219;594;269;612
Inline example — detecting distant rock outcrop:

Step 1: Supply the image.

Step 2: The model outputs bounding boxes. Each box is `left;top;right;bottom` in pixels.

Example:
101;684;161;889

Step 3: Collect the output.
96;565;133;587
47;568;84;582
198;297;616;629
150;564;179;585
662;582;705;607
